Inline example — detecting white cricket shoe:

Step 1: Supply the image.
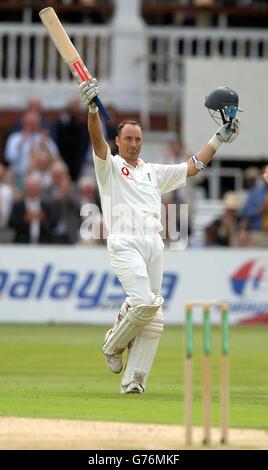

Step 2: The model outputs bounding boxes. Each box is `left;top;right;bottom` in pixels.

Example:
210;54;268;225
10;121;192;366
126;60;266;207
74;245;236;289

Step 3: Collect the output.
120;370;145;394
120;382;144;394
103;329;123;374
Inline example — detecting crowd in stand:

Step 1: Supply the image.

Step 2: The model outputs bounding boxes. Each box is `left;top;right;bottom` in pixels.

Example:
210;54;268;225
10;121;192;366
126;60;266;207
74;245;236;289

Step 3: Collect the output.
0;97;268;248
0;98;105;246
205;166;268;248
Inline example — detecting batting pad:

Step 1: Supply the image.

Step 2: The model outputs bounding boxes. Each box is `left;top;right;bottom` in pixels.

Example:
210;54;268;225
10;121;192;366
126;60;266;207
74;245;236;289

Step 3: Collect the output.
102;296;163;356
121;309;164;391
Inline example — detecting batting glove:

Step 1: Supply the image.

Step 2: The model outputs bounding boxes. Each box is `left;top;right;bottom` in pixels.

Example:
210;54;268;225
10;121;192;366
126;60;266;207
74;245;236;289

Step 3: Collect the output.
208;118;240;150
79;78;99;113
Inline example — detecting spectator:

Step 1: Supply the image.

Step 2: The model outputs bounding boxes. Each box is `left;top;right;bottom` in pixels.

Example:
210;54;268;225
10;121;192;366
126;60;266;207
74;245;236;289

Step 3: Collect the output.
4;110;59;191
205;191;241;247
48;161;81;244
237;166;260;208
52;99;90;181
239;168;268;247
0;164;15;242
78;176;98;206
27;150;54;197
9;175;56;244
12;97;52;133
244;166;259;190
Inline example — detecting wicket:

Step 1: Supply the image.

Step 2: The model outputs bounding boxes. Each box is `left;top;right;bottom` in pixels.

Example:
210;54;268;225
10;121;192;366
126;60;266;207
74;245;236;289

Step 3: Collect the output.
184;301;229;446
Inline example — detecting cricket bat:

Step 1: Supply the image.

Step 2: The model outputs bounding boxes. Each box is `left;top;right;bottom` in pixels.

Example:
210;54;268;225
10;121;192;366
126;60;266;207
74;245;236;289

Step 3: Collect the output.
39;7;110;121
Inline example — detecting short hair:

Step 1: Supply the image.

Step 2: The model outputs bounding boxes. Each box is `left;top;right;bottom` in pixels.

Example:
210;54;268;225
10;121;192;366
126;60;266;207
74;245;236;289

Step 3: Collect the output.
78;176;96;190
117;120;141;136
25;174;41;186
51;161;68;173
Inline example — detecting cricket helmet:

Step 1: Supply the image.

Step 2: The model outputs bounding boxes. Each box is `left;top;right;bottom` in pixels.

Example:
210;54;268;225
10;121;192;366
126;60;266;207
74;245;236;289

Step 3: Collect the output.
205;86;241;125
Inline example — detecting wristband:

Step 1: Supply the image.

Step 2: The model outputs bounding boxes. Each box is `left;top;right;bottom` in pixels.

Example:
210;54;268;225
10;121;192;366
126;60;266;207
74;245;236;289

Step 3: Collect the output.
89;103;99;113
208;134;222;151
192;155;207;170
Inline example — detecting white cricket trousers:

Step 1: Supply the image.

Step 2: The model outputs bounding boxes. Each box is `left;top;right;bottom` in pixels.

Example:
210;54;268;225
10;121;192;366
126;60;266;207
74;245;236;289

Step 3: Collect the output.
107;233;165;307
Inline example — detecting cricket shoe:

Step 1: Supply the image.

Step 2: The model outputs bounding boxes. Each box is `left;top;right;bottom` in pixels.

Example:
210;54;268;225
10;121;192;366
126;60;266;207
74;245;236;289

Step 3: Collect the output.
120;382;144;394
120;370;145;394
103;329;123;374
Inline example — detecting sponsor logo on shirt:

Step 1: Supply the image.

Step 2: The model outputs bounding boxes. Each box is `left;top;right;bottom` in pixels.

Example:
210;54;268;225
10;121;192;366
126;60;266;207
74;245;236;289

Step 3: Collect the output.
121;167;130;177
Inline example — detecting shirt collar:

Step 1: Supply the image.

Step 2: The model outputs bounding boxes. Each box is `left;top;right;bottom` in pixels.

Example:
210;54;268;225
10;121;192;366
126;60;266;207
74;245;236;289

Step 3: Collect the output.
117;154;145;168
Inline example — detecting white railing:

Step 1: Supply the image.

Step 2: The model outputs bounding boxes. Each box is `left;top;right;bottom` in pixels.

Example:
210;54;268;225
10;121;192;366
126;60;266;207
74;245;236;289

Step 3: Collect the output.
0;23;112;109
0;23;112;82
142;27;268;129
0;23;267;114
146;27;268;86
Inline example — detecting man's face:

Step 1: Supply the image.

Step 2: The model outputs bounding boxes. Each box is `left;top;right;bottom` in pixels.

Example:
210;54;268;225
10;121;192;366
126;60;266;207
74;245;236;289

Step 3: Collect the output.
115;124;142;161
37;152;50;171
26;180;40;199
23;111;40;134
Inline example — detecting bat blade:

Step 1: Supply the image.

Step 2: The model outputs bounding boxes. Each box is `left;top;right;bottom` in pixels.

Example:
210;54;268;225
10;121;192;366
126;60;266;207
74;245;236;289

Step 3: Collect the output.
39;7;110;120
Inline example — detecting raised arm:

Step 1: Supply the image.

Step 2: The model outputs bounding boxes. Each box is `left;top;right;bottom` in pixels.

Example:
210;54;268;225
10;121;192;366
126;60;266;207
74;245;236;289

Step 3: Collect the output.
187;119;240;177
80;79;108;160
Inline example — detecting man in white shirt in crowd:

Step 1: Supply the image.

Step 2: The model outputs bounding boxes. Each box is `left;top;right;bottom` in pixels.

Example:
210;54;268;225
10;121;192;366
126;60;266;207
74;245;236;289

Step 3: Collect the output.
0;164;14;242
80;78;240;394
4;110;59;190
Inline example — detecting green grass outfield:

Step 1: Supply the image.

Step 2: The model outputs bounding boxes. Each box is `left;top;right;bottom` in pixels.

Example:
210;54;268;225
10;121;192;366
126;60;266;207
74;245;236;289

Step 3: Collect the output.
0;324;267;430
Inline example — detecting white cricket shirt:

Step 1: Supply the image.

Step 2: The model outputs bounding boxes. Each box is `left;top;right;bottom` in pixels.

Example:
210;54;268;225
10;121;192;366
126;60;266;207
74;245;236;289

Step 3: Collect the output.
93;145;188;235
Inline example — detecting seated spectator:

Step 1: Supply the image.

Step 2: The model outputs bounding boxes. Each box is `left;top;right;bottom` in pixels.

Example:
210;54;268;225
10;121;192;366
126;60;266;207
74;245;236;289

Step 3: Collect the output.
244;166;259;189
52;99;90;182
239;168;268;247
4;110;59;191
48;161;81;244
78;176;98;206
0;164;15;242
9;175;56;244
27;150;54;196
12;97;52;133
236;166;259;214
205;191;241;247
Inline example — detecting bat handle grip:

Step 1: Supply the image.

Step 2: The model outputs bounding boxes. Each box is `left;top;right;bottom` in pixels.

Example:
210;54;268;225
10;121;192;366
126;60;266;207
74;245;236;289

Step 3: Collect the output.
94;97;111;121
